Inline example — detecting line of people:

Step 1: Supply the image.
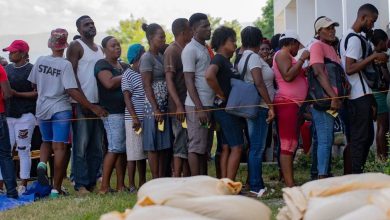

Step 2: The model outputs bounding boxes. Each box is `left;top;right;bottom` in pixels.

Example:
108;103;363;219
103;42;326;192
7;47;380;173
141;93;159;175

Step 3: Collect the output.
0;3;389;200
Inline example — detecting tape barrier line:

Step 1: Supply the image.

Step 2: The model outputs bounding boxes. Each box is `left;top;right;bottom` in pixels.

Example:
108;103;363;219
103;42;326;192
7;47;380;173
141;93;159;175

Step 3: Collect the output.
37;89;389;123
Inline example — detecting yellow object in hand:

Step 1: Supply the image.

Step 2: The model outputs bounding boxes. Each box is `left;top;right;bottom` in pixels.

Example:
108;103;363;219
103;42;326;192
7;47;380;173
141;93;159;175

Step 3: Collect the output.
135;127;142;135
182;118;187;129
158;121;164;132
326;110;338;118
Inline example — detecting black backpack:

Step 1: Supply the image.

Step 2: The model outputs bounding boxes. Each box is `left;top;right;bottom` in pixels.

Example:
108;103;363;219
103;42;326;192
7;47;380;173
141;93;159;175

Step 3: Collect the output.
342;33;385;91
307;58;350;111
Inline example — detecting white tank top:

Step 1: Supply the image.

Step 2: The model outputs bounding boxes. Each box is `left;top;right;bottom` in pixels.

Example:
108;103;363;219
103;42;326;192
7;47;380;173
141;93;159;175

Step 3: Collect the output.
74;39;104;103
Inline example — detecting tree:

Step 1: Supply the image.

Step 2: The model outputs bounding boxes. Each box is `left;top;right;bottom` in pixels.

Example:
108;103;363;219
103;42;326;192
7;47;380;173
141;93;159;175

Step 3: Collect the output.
107;15;174;61
254;0;274;39
208;15;242;45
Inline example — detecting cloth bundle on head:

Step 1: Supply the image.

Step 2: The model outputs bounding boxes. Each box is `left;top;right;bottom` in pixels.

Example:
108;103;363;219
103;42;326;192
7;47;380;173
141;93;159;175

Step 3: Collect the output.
127;44;144;64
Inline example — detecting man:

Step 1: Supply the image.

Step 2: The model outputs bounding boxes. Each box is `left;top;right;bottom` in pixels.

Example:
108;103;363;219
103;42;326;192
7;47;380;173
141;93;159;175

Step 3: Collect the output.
164;18;193;177
1;40;36;195
340;4;388;174
29;29;107;198
0;64;18;199
182;13;213;176
0;56;8;67
66;15;106;194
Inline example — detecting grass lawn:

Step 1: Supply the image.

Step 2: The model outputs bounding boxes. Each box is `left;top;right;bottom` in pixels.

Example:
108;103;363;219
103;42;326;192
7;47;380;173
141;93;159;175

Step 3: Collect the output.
0;153;346;220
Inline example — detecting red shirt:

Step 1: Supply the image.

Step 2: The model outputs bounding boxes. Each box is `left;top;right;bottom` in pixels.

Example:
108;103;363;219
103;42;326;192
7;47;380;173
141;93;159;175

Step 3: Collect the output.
0;65;8;113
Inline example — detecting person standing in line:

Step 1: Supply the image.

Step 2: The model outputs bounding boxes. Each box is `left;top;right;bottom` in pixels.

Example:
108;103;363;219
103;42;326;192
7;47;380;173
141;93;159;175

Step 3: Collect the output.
66;15;106;195
164;18;193;177
273;30;310;187
340;4;388;174
140;23;172;179
182;13;213;176
29;29;107;198
309;17;342;179
371;29;390;161
0;40;37;195
205;26;245;180
95;36;129;194
237;26;275;196
0;64;18;199
122;44;147;191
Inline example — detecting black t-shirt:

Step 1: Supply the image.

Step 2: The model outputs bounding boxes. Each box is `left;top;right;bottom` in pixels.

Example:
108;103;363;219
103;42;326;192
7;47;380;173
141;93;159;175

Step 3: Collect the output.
211;54;239;99
5;63;36;118
94;59;129;114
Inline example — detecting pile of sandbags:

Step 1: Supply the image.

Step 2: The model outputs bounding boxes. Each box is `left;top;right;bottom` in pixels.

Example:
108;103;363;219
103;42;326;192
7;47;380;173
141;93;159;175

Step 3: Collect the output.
277;173;390;220
100;175;271;220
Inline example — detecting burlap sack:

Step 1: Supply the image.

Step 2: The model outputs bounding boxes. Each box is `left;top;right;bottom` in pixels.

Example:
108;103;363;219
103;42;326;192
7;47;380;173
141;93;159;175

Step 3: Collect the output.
336;205;388;220
164;195;271;220
304;190;379;220
136;176;242;206
301;173;390;198
124;206;216;220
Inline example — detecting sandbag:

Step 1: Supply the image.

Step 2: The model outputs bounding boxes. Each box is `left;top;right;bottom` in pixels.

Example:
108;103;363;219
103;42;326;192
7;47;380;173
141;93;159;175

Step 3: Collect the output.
100;209;131;220
336;205;388;220
164;195;271;220
304;190;379;220
124;206;216;220
301;173;390;197
136;176;242;206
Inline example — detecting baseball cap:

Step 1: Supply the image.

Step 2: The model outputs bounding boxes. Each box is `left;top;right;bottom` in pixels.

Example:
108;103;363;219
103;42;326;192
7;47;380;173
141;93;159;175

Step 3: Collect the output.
48;28;69;50
315;16;339;33
3;40;29;53
279;30;301;44
127;44;145;64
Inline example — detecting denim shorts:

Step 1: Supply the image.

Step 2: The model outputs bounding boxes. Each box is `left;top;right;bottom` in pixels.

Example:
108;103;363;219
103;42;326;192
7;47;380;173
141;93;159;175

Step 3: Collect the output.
39;110;72;143
213;109;244;147
102;114;126;153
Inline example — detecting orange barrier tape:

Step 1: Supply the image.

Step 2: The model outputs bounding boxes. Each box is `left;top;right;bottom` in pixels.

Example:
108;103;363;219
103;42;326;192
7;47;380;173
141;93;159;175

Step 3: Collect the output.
37;89;389;123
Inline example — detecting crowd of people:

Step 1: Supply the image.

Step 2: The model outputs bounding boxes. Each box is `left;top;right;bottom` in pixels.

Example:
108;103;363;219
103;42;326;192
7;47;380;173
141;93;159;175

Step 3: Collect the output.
0;3;389;200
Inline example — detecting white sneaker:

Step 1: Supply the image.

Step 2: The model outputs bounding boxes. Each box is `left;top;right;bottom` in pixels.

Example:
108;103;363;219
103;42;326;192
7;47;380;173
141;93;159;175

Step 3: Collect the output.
249;187;267;198
17;185;26;196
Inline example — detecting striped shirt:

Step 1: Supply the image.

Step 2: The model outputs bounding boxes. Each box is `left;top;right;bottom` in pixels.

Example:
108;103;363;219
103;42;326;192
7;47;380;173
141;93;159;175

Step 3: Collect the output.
121;68;145;122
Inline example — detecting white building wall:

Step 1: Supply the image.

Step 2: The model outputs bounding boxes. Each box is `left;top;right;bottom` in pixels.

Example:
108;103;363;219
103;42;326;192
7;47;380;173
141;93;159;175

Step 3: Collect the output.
297;0;316;45
316;0;343;40
274;0;390;46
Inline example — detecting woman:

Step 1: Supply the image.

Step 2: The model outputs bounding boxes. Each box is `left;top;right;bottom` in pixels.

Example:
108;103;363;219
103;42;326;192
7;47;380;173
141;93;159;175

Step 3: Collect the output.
273;30;309;187
140;23;171;179
237;26;275;196
95;36;128;193
122;43;147;192
309;17;342;179
259;39;273;67
205;26;243;180
371;29;390;161
0;40;37;195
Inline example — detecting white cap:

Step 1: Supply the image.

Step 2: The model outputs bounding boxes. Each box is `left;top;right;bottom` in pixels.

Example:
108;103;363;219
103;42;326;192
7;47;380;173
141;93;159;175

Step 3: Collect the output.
279;30;301;44
314;16;339;33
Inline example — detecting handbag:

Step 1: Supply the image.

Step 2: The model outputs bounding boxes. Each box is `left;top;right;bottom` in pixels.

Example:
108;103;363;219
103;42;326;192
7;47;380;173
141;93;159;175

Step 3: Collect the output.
225;53;261;119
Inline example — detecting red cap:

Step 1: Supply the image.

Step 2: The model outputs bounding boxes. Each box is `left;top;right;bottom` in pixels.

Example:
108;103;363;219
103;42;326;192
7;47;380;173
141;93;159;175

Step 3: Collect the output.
3;40;29;53
48;28;69;51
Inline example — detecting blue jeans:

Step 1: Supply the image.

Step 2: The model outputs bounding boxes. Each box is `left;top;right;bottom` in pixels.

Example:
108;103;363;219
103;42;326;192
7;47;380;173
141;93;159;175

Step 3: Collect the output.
247;108;269;192
310;107;335;176
72;104;104;190
0;114;18;198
